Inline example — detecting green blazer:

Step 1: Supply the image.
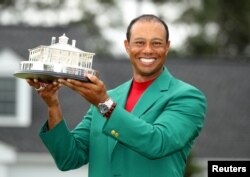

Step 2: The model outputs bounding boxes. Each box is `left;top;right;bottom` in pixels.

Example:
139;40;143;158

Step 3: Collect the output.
40;67;206;177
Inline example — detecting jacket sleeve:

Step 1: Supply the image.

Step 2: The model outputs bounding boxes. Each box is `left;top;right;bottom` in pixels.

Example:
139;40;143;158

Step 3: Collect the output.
102;86;206;159
39;106;93;171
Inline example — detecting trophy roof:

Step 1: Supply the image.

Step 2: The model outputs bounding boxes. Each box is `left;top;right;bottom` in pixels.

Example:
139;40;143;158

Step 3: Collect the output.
29;34;95;55
49;43;84;53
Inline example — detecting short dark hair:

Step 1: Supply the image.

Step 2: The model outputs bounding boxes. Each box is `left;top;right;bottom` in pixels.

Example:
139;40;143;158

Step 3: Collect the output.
126;14;169;42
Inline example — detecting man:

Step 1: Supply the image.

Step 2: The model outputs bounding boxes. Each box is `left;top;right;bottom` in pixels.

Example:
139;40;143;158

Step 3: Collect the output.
27;14;206;177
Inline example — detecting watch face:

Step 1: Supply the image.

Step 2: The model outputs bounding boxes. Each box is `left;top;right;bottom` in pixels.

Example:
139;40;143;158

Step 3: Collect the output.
98;98;113;115
99;104;109;114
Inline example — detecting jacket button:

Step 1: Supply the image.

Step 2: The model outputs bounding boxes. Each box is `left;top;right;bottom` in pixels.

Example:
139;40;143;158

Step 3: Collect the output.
111;130;119;138
111;130;116;136
114;132;119;138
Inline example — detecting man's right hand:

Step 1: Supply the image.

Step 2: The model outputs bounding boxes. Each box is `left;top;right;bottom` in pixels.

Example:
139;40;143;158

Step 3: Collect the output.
26;79;63;129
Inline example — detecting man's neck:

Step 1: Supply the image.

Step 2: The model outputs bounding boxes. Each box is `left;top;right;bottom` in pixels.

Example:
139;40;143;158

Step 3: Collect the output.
133;67;163;83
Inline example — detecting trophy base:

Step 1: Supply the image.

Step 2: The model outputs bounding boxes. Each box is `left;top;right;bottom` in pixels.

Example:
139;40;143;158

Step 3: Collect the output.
14;70;91;82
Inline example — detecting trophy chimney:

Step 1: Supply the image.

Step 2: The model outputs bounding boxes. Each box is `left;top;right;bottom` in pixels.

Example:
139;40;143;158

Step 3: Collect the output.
51;37;56;44
72;40;76;47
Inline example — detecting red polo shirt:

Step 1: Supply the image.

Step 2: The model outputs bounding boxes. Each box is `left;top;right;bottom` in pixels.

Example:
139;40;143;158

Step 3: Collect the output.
125;79;155;112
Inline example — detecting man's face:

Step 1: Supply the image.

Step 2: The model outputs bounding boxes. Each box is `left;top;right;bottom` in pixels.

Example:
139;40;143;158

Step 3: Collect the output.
124;21;170;81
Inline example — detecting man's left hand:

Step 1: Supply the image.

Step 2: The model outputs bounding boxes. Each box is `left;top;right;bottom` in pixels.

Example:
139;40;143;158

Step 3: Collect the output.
58;74;109;106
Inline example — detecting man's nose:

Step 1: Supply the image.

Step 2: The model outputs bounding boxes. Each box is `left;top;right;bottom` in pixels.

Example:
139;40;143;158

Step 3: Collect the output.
142;43;153;55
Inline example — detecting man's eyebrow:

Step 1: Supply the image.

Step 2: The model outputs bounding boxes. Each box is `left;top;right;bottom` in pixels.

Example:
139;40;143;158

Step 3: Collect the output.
151;37;164;41
133;37;145;41
132;37;164;41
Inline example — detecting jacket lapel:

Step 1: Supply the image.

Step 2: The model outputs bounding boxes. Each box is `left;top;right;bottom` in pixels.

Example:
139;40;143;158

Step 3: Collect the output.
132;67;171;117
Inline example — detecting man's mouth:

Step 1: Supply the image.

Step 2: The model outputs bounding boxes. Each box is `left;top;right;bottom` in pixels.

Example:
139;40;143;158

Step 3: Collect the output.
139;58;156;64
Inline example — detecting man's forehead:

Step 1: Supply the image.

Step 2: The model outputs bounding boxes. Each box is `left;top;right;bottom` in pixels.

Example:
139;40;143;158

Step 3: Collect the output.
131;21;165;31
130;21;166;38
132;20;163;26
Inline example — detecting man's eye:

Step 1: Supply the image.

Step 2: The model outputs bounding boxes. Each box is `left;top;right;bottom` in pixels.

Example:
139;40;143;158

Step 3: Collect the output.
135;41;144;45
152;42;162;47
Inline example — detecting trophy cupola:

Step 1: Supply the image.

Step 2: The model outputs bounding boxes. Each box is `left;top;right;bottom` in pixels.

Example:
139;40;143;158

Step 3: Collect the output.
58;33;69;44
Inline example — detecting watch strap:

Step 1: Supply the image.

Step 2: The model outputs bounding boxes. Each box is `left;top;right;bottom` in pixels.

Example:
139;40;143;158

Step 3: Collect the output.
103;102;117;119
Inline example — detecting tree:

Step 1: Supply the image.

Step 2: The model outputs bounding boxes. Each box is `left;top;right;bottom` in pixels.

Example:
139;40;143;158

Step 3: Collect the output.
137;0;250;58
1;0;249;58
175;0;250;58
0;0;122;55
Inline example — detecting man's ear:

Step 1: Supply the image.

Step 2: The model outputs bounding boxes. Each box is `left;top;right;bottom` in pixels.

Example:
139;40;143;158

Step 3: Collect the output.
124;40;129;53
165;40;171;55
166;40;170;48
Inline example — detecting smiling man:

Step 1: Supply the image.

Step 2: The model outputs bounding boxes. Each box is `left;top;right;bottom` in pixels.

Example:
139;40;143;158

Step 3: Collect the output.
27;14;207;177
124;15;170;82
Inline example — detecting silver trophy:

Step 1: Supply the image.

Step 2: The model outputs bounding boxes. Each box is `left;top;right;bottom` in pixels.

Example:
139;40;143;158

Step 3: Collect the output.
14;34;98;82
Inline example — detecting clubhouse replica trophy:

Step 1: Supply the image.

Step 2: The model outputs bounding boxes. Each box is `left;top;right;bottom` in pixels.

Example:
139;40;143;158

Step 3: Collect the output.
14;34;98;82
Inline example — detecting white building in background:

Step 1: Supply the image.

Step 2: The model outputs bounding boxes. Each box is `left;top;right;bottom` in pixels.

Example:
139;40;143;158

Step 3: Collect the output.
0;48;31;127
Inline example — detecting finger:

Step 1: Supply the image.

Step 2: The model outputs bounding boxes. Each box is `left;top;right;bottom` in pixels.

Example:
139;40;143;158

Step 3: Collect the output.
58;79;90;91
85;73;99;84
26;79;33;85
58;79;78;91
66;79;83;87
37;83;60;95
82;74;104;92
26;79;40;89
51;81;61;88
52;81;59;86
48;83;61;93
43;81;60;89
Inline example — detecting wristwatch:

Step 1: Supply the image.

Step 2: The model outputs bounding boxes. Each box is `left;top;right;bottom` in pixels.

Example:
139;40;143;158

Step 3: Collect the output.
98;98;116;118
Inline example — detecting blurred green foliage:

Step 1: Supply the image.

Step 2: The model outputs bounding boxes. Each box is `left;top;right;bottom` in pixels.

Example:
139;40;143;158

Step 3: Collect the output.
1;0;249;58
184;152;202;177
0;0;119;55
173;0;250;58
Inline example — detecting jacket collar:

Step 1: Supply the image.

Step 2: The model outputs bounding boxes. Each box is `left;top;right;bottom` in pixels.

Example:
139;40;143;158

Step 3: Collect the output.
115;66;172;117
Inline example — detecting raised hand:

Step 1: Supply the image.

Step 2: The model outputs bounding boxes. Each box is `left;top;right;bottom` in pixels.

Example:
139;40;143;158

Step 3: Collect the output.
58;74;109;107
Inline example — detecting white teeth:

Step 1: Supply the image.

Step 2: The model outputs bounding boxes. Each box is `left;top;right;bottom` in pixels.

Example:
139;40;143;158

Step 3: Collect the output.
140;58;155;63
